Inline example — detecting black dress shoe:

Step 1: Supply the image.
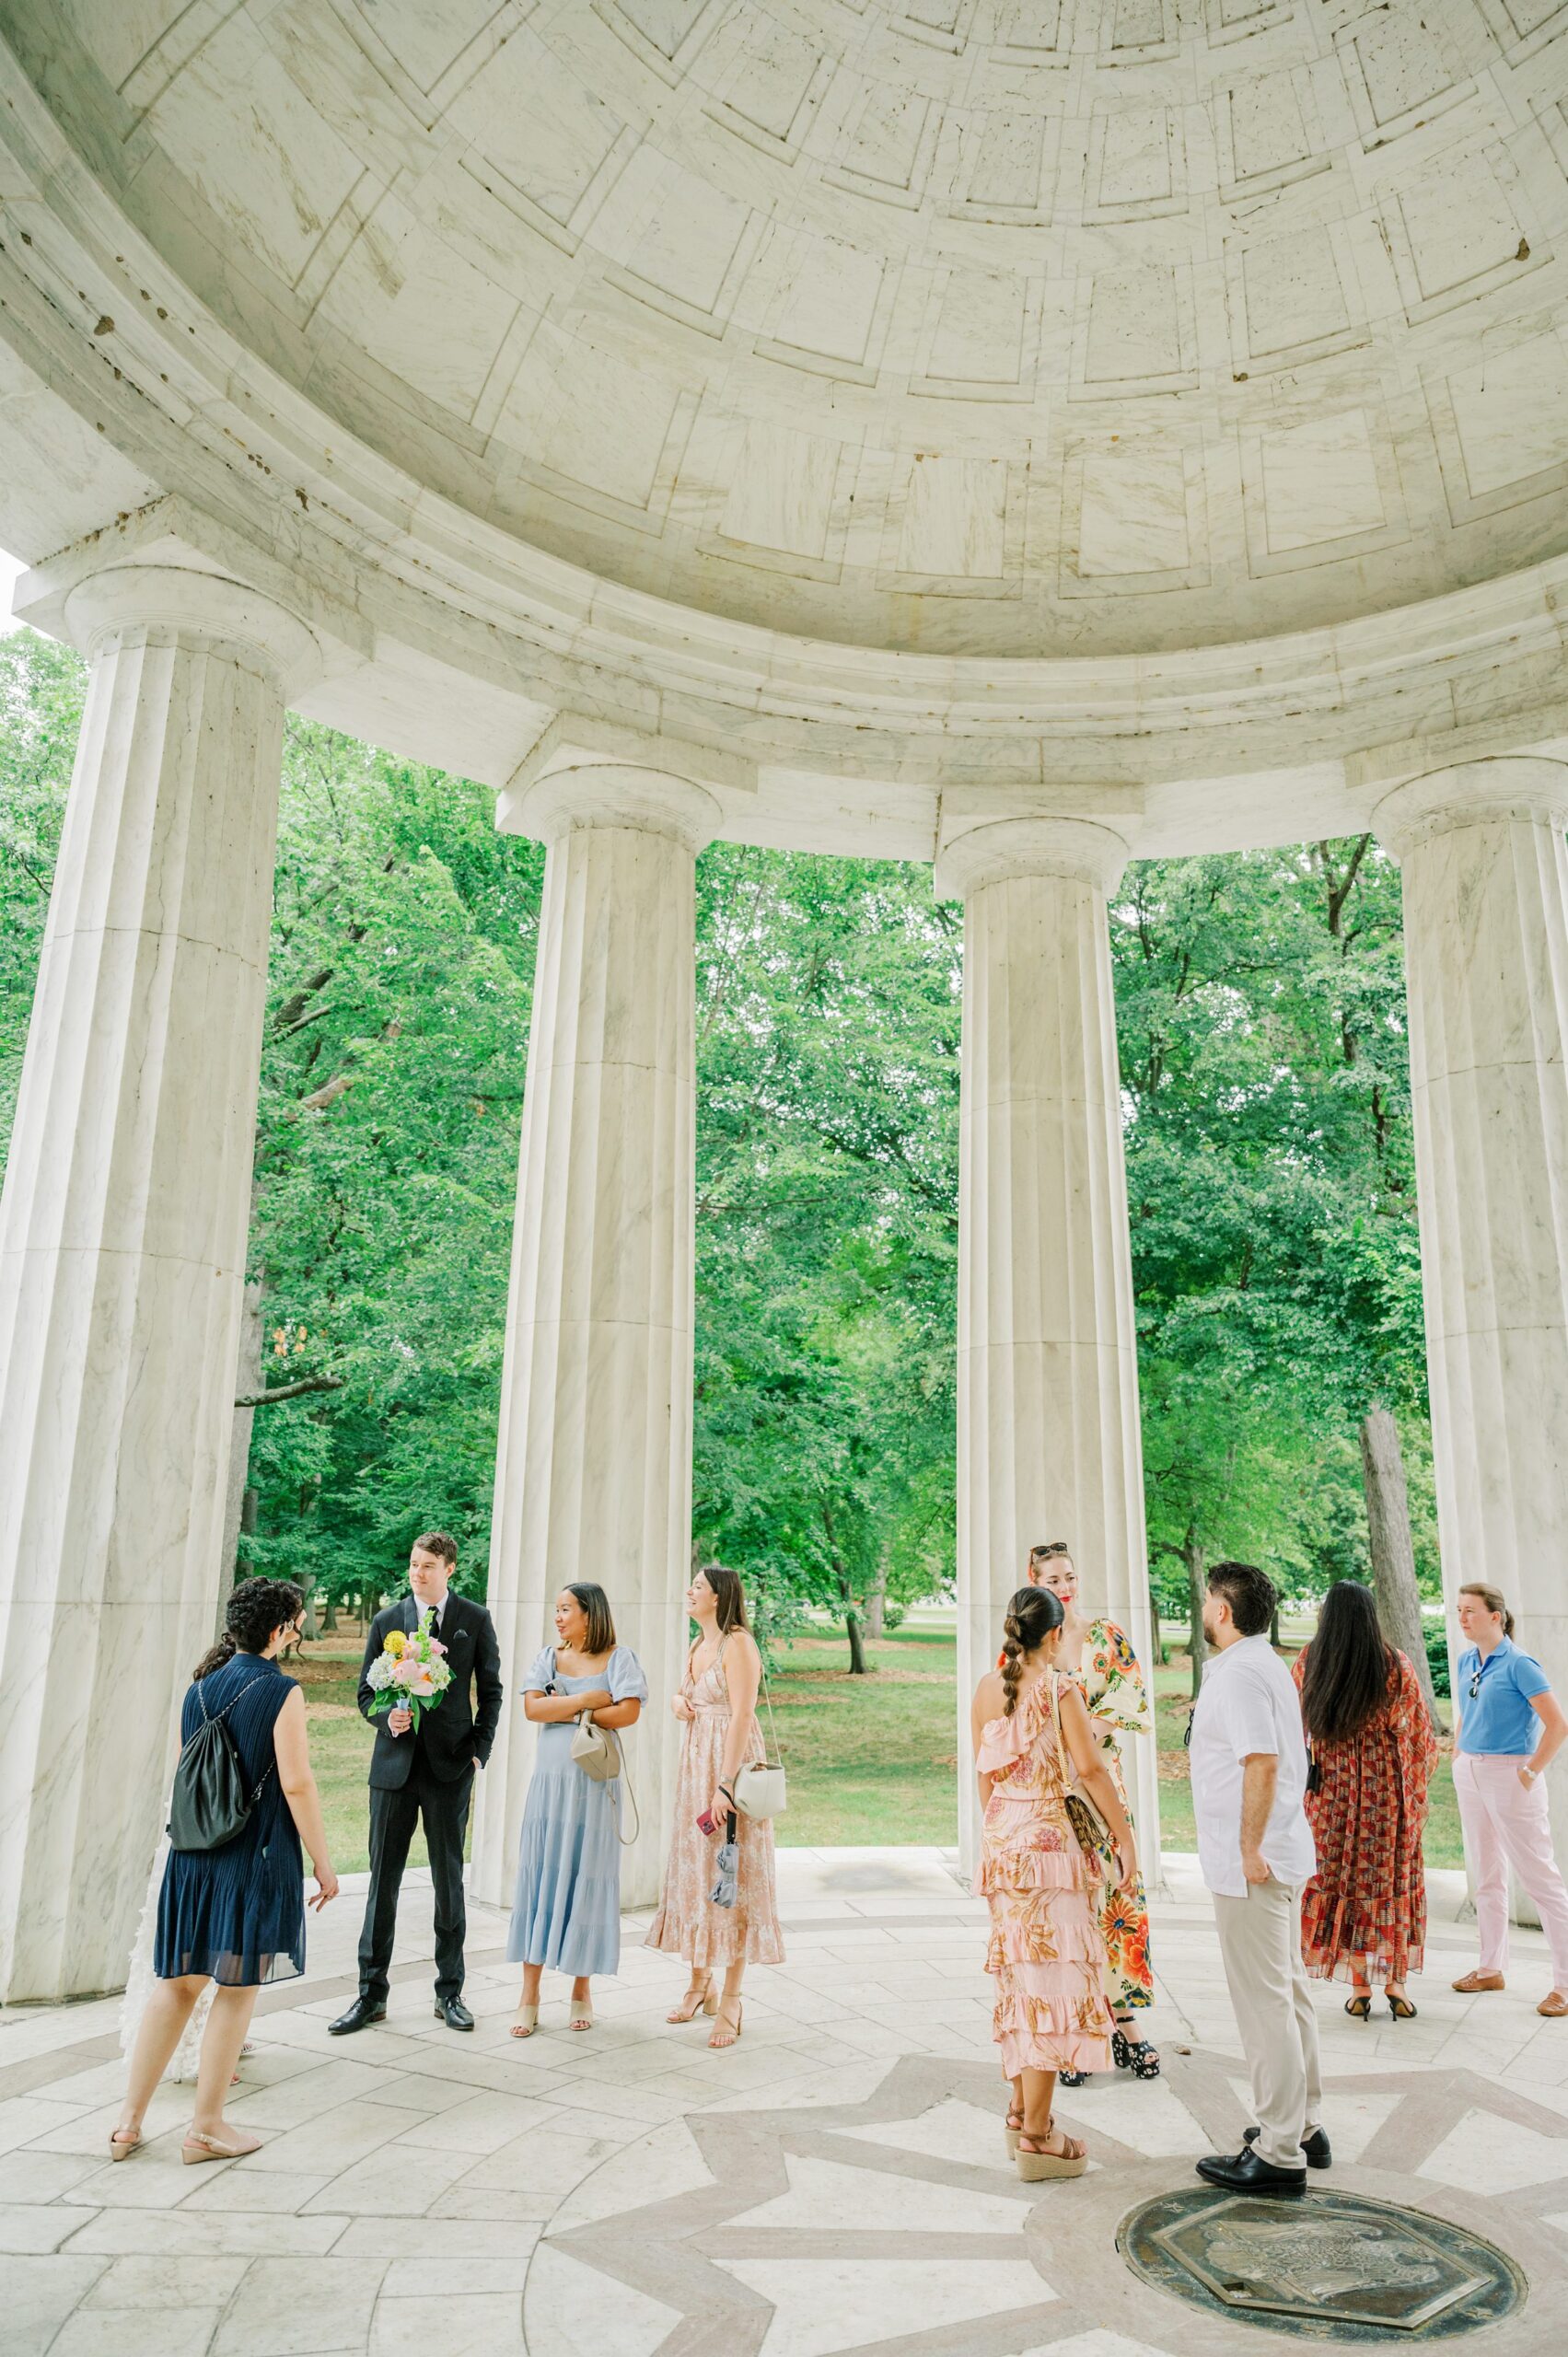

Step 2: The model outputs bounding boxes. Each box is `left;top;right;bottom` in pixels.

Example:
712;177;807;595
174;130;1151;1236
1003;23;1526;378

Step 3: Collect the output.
328;1995;387;2036
1245;2122;1331;2169
1196;2147;1307;2198
435;1996;474;2031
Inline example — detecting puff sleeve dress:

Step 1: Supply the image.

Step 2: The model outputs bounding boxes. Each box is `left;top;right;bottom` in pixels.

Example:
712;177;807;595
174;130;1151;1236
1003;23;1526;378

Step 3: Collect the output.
506;1644;648;1978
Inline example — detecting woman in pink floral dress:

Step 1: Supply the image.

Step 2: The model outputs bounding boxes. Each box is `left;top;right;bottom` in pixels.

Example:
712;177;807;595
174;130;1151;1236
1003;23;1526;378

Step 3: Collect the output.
972;1585;1138;2182
1030;1541;1158;2081
646;1565;784;2047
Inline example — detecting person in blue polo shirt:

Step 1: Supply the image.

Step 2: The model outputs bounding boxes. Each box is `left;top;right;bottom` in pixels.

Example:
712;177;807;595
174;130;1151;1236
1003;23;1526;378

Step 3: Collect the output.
1451;1582;1568;2017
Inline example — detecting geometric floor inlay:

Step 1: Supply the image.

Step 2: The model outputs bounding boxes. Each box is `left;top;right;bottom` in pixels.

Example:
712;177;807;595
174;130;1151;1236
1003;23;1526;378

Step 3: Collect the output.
1121;2187;1526;2340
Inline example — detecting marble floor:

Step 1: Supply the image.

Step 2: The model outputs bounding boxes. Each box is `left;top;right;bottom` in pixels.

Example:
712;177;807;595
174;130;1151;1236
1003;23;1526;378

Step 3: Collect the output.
4;1851;1568;2357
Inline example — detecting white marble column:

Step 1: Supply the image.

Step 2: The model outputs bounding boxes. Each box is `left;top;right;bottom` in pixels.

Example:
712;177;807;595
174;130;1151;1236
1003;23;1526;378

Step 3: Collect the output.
937;819;1161;1879
472;761;719;1913
1376;758;1568;1888
0;565;319;2003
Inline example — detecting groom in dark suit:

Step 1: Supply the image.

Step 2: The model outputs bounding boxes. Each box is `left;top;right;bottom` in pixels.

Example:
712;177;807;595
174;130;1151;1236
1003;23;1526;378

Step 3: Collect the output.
330;1531;503;2034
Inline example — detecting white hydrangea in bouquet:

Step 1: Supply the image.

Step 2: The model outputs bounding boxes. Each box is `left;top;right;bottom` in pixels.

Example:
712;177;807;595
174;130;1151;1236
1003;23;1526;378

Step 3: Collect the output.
366;1613;452;1731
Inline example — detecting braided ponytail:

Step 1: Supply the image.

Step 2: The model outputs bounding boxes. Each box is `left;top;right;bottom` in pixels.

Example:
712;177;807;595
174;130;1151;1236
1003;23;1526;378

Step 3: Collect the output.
1000;1585;1064;1713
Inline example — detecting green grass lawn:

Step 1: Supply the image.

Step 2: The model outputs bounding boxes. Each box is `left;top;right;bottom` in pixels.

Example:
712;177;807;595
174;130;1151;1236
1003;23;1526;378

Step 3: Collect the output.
296;1621;1466;1871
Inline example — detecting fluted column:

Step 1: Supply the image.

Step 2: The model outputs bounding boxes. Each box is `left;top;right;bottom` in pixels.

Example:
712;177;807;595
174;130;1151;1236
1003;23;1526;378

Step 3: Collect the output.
472;760;719;1912
0;564;319;2002
1376;757;1568;1884
938;819;1160;1878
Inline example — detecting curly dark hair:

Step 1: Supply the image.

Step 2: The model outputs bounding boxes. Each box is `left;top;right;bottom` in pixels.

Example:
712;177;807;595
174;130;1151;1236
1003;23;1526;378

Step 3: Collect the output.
1001;1585;1064;1715
193;1577;305;1679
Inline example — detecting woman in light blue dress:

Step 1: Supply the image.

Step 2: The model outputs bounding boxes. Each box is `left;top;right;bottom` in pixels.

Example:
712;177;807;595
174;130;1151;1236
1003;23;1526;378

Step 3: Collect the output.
508;1583;647;2037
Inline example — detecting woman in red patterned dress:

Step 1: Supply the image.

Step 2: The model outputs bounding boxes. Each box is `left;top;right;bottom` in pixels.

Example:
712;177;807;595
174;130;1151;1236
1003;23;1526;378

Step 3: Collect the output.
1294;1580;1439;2018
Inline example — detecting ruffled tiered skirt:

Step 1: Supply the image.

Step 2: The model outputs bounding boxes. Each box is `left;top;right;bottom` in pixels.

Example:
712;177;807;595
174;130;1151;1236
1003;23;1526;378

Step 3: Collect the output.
977;1814;1117;2077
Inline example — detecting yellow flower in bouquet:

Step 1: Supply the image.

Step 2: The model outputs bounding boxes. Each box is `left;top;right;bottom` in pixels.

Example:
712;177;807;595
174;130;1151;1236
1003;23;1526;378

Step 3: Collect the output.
366;1612;452;1729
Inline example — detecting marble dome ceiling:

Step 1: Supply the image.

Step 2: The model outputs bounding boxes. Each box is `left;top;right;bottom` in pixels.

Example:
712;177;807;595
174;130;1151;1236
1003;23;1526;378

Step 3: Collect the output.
20;0;1568;659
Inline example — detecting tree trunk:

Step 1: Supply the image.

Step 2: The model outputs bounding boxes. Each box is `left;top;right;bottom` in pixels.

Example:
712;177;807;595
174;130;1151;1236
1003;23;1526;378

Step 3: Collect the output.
865;1559;888;1643
323;1595;339;1633
1360;1404;1442;1724
302;1593;319;1640
845;1611;868;1676
220;1279;265;1595
1185;1528;1208;1700
1148;1580;1163;1667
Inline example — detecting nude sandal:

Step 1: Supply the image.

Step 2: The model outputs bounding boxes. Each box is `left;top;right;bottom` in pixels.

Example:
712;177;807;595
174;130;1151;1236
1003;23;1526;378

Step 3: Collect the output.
1005;2106;1023;2156
181;2129;262;2165
1016;2119;1087;2182
708;1997;743;2049
668;1978;716;2024
569;1994;594;2032
109;2127;141;2162
509;2005;540;2039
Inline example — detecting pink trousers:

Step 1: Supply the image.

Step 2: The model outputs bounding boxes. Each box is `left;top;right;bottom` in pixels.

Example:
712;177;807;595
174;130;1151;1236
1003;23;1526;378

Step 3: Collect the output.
1454;1753;1568;1986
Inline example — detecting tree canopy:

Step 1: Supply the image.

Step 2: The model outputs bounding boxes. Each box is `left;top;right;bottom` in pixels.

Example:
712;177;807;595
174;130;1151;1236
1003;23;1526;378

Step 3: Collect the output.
0;631;1439;1653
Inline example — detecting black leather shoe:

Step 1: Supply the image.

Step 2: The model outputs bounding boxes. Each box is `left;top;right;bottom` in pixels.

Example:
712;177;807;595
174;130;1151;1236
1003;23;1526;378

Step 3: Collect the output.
435;1997;474;2031
1196;2147;1307;2198
328;1995;387;2036
1245;2122;1331;2169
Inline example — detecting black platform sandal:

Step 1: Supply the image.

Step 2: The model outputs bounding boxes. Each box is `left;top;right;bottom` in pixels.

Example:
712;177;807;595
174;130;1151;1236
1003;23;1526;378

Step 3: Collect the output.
1111;2027;1161;2079
1345;1991;1373;2020
1057;2068;1090;2087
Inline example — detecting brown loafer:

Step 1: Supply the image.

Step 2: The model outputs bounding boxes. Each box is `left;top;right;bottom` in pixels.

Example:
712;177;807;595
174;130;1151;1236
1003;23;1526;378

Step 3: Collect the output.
1451;1969;1505;1993
1539;1991;1568;2018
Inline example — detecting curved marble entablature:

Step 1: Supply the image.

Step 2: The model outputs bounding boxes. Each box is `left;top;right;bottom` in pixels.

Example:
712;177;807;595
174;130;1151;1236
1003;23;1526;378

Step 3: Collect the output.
3;3;1568;858
6;0;1568;667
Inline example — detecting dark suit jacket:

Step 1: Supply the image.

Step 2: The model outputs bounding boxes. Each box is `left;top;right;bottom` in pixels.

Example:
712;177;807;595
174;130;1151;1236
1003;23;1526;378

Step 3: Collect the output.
357;1592;503;1792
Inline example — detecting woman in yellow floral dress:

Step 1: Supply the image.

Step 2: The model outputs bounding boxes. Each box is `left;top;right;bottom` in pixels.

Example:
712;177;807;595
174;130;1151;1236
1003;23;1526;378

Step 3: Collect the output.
1029;1541;1159;2082
972;1585;1138;2181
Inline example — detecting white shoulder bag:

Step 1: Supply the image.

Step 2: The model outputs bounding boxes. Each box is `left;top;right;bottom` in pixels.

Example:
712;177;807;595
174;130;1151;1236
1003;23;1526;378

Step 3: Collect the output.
563;1652;641;1845
727;1639;787;1822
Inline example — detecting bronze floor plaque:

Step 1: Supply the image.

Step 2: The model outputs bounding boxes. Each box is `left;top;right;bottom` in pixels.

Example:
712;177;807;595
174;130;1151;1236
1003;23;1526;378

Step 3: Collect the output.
1119;2189;1525;2341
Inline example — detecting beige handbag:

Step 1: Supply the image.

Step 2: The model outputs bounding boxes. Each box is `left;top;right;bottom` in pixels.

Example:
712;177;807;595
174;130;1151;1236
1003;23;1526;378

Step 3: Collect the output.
729;1646;787;1823
1048;1671;1115;1863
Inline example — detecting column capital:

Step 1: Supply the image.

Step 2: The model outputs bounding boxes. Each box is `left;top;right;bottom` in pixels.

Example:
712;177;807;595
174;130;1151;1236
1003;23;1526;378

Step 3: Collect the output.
1373;757;1568;858
935;815;1133;901
499;734;726;853
53;563;324;700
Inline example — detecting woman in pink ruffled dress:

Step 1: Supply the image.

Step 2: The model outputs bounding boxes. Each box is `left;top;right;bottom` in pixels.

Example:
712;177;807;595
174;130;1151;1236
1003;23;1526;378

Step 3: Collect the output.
972;1584;1138;2183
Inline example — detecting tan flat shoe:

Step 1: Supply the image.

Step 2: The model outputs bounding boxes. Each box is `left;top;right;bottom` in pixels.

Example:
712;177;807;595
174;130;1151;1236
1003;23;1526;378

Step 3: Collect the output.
181;2129;262;2165
1539;1990;1568;2018
1451;1969;1505;1993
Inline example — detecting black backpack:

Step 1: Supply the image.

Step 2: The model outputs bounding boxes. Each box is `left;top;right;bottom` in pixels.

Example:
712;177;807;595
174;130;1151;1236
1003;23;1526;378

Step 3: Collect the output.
168;1669;273;1852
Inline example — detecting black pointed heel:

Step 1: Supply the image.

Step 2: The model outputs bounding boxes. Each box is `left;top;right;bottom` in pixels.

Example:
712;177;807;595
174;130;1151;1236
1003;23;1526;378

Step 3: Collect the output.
1345;1991;1373;2020
1387;1992;1417;2019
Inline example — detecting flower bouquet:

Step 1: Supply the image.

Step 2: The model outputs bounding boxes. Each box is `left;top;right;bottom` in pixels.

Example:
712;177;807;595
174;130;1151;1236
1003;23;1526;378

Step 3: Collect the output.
365;1615;452;1731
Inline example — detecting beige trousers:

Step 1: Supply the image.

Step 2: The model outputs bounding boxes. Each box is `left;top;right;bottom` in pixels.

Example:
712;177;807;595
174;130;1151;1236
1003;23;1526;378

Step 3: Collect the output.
1213;1878;1323;2170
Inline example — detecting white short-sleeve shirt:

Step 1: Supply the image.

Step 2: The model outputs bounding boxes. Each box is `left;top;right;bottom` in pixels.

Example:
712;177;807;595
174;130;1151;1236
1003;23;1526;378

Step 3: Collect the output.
1189;1634;1317;1898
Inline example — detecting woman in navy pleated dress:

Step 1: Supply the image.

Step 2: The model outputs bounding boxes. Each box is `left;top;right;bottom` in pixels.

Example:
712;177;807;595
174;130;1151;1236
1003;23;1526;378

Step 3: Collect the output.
110;1578;338;2165
507;1584;646;2036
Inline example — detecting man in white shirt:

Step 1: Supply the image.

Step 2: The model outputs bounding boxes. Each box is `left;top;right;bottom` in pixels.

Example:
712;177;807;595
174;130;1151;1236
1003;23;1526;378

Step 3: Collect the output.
1188;1560;1327;2197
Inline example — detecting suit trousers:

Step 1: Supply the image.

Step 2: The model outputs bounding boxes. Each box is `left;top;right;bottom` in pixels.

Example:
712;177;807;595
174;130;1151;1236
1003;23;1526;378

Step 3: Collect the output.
358;1755;474;2004
1213;1877;1323;2171
1454;1752;1568;1986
